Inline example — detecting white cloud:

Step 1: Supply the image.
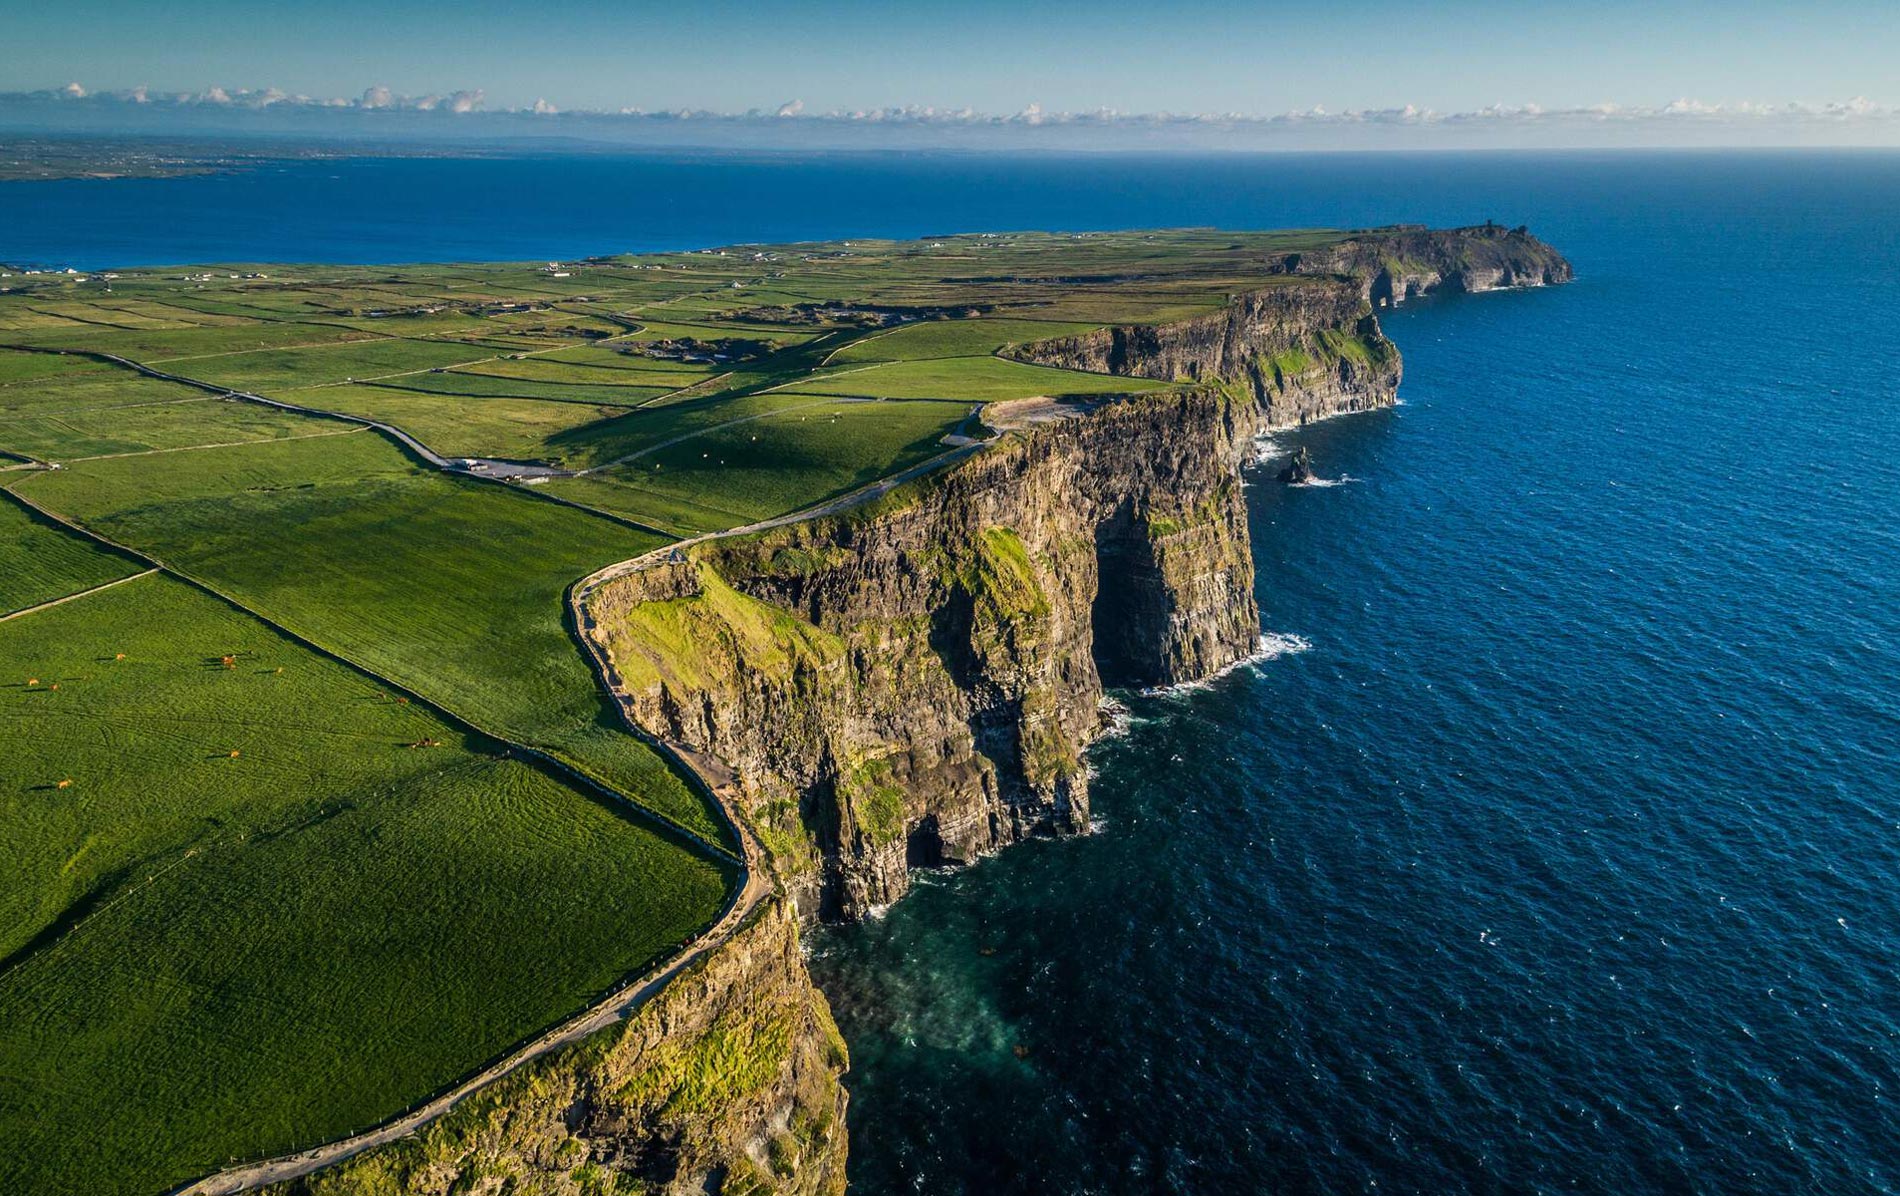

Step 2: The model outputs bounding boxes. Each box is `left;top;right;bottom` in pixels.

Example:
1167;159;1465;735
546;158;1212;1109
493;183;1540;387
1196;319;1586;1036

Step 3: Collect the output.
15;84;1900;146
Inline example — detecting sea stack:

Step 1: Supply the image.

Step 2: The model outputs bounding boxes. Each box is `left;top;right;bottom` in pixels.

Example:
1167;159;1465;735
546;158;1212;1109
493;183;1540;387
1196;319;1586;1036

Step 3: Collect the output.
1279;444;1317;485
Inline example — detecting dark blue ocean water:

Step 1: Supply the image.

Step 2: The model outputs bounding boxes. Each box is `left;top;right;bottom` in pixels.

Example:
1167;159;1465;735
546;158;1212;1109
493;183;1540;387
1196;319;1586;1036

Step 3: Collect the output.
11;150;1898;1193
797;153;1899;1196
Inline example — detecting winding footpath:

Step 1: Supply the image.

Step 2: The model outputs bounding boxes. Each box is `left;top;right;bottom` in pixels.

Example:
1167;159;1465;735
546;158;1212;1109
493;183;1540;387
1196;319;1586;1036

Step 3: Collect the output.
0;567;158;622
1;348;1014;1194
172;425;1001;1192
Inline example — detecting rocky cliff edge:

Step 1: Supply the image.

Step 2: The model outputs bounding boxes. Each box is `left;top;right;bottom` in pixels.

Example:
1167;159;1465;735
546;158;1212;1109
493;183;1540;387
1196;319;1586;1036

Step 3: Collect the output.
593;226;1569;923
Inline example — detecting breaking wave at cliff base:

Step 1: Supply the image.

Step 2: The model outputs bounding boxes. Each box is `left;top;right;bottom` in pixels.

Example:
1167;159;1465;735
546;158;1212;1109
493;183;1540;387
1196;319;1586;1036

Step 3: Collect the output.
1135;632;1311;697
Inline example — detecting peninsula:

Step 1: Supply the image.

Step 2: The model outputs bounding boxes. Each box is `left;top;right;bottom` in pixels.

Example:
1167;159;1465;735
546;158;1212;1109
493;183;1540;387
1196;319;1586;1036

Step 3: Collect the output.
0;224;1570;1196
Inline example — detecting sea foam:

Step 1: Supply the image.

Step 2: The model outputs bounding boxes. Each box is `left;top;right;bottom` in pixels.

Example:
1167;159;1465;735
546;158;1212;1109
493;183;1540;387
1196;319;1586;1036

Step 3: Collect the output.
1138;632;1311;696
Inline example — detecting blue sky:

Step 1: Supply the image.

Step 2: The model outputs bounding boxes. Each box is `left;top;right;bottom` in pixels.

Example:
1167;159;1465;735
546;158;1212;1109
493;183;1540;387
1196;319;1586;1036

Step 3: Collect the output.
9;0;1900;147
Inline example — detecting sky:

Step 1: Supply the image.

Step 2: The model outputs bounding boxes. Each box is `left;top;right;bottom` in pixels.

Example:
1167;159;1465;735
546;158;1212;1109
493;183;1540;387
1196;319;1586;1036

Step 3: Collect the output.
8;0;1900;149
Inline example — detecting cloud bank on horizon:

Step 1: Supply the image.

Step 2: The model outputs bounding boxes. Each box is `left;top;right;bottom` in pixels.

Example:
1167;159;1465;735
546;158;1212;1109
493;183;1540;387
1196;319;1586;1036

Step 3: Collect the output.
8;82;1900;150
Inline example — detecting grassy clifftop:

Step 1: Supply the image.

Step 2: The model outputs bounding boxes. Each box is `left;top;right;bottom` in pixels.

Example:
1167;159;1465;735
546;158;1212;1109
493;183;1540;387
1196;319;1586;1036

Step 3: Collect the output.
0;224;1568;1194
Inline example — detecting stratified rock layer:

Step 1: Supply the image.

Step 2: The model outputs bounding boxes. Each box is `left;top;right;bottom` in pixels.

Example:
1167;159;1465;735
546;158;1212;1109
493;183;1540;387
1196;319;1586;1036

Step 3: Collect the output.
1004;278;1399;427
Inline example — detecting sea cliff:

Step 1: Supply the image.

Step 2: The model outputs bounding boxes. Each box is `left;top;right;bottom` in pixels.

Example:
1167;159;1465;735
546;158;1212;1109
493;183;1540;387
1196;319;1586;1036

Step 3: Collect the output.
594;226;1569;921
1005;223;1570;428
1004;278;1396;426
593;384;1261;919
1276;221;1575;307
266;225;1568;1196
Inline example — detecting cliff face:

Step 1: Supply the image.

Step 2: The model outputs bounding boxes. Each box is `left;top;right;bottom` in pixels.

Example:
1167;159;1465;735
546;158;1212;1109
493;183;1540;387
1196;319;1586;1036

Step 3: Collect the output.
1003;280;1400;428
269;899;848;1196
267;225;1569;1196
1005;226;1569;429
593;387;1261;919
594;227;1572;920
1273;222;1576;308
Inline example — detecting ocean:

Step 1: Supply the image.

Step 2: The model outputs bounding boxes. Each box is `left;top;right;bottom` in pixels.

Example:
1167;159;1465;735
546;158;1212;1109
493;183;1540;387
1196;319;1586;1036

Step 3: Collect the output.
10;149;1897;1193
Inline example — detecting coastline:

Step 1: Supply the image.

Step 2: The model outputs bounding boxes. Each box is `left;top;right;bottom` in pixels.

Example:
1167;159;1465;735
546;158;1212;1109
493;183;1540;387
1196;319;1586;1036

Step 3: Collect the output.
128;225;1571;1196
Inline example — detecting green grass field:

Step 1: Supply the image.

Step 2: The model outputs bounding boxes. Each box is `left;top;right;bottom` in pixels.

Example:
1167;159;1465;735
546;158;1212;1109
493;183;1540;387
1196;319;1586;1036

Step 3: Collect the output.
0;347;113;384
0;574;729;1196
0;491;146;613
776;355;1172;402
0;369;211;416
13;429;726;844
286;386;636;461
0;395;344;460
177;337;501;390
8;321;385;359
341;367;672;407
544;398;971;532
825;317;1103;362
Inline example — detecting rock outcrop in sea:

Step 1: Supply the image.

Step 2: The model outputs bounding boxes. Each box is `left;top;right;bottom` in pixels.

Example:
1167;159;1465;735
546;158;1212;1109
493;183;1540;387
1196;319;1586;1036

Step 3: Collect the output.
1279;444;1318;485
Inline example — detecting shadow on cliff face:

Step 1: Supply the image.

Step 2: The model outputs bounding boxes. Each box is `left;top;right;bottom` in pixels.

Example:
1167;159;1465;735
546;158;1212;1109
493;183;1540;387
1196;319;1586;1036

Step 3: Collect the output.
1090;498;1168;689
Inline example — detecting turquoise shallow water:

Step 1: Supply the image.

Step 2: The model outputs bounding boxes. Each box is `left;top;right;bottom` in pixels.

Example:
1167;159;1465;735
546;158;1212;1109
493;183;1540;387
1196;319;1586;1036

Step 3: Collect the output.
10;148;1898;1194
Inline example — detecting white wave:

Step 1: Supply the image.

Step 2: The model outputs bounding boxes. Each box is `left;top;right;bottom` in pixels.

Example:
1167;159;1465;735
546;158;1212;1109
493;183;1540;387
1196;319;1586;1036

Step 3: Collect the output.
1095;696;1133;740
1250;432;1290;465
1289;473;1355;488
1137;631;1311;696
1256;631;1313;660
